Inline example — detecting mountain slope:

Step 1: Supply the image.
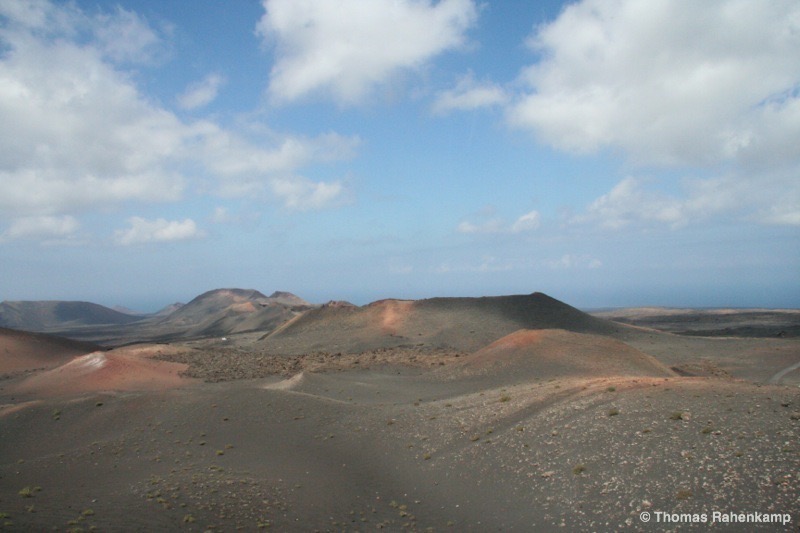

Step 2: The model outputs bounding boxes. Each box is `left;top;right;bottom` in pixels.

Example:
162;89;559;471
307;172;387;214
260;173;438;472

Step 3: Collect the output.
0;300;142;331
261;292;628;354
149;288;313;340
0;327;102;373
437;328;674;384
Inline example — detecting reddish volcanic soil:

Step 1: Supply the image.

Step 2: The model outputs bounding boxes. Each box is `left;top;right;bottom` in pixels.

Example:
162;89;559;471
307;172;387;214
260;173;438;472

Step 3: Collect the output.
0;327;100;374
10;347;195;397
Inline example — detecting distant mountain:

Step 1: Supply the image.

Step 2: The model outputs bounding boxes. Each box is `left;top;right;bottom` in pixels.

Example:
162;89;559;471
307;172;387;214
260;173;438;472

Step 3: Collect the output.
152;288;314;339
260;292;627;355
112;306;146;316
0;300;143;331
152;302;184;317
0;289;314;344
268;291;312;307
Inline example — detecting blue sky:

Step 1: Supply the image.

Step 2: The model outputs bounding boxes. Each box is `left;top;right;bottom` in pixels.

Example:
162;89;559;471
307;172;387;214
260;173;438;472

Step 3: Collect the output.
1;0;798;311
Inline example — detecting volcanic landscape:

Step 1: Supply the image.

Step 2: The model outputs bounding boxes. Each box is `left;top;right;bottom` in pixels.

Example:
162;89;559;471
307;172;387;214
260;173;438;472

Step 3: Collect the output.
1;289;798;531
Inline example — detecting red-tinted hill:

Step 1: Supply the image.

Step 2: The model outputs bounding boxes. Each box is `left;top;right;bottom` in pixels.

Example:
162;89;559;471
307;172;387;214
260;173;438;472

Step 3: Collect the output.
0;327;102;373
437;328;674;384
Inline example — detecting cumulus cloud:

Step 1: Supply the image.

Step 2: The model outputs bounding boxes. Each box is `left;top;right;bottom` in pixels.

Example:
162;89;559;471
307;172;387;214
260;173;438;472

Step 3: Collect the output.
0;2;190;218
177;73;226;110
114;217;202;245
432;71;507;114
269;177;347;211
577;170;800;229
0;0;358;243
507;0;800;228
458;210;541;234
257;0;478;104
508;0;800;166
1;215;79;241
93;6;167;64
577;177;685;230
544;254;602;270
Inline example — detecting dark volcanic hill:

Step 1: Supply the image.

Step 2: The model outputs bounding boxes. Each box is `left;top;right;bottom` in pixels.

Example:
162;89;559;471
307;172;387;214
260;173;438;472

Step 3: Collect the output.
261;292;628;354
0;300;142;331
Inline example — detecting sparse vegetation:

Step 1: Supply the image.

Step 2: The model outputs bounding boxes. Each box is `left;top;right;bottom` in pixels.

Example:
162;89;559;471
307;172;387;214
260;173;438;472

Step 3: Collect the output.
676;489;693;500
499;395;511;403
607;408;619;416
670;411;684;420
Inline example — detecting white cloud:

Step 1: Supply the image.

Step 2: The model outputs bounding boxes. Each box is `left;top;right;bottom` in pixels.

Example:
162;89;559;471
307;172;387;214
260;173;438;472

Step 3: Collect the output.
1;215;79;241
457;219;503;235
93;6;166;64
578;171;800;229
114;217;202;245
177;74;226;110
578;177;685;230
510;210;541;233
257;0;478;104
458;210;541;234
0;0;360;242
508;0;800;228
269;177;346;211
508;0;800;167
0;4;189;217
432;71;507;114
540;254;603;270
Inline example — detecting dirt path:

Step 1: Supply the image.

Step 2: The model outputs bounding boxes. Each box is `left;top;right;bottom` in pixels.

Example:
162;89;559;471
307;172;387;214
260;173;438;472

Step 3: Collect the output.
769;359;800;384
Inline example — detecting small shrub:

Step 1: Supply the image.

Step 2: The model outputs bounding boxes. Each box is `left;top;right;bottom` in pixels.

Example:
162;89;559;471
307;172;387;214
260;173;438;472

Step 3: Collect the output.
499;395;511;403
670;411;684;421
676;489;692;500
573;464;586;475
606;386;616;392
18;487;33;498
607;408;619;417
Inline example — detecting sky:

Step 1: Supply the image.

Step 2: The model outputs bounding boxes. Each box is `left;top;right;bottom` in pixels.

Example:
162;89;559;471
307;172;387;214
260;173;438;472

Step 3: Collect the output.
0;0;798;311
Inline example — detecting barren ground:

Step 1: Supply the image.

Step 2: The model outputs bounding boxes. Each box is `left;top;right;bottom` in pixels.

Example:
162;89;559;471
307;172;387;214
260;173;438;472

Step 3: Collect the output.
1;310;799;531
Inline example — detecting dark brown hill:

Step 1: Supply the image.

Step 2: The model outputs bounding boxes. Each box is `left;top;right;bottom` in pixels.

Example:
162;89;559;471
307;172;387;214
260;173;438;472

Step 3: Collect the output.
261;292;628;354
0;300;142;331
0;327;102;373
157;288;270;327
150;288;313;340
